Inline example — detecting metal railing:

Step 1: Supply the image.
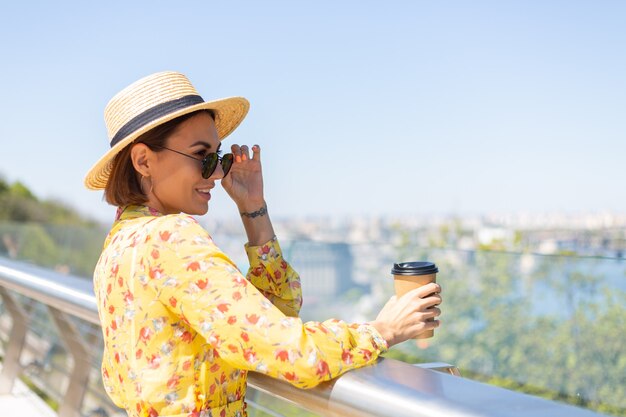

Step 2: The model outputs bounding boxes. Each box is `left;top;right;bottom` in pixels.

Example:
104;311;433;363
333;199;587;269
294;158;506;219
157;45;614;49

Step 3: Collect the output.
0;256;608;417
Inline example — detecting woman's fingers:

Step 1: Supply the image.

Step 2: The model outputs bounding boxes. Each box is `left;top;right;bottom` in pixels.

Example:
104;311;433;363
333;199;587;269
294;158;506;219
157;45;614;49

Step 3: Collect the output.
403;282;440;298
423;307;441;319
423;319;440;330
231;144;241;162
402;284;441;305
406;318;440;339
373;281;443;346
418;282;441;297
252;144;261;161
231;144;258;163
230;144;249;162
399;284;442;319
240;145;250;161
423;293;442;309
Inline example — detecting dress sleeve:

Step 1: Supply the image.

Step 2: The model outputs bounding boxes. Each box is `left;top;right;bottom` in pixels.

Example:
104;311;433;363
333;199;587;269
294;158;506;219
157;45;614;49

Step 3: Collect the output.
144;215;388;389
244;237;302;317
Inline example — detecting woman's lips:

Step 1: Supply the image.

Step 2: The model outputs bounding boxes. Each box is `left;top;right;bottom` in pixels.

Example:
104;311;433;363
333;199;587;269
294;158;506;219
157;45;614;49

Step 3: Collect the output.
196;188;212;201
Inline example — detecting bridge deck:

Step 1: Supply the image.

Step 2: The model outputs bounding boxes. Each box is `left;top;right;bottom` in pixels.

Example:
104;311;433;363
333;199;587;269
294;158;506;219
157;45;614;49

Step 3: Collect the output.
0;378;56;417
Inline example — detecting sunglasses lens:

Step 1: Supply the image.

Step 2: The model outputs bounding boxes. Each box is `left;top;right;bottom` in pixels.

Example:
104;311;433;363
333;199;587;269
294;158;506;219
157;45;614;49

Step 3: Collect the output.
202;153;219;179
221;154;234;177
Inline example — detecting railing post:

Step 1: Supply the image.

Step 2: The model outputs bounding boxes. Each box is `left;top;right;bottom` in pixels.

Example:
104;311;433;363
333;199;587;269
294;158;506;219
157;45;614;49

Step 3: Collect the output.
48;306;91;417
0;287;28;395
415;362;462;377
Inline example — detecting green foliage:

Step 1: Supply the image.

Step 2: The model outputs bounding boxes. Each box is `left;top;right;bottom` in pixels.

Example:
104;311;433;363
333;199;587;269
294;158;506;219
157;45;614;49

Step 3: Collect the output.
461;369;626;416
9;181;36;200
0;178;95;225
389;247;626;416
342;287;365;303
0;223;60;268
382;346;429;363
0;178;105;276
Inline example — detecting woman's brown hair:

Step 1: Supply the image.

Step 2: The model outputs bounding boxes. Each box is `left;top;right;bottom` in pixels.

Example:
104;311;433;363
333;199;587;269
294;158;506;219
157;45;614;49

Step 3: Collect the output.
104;110;214;207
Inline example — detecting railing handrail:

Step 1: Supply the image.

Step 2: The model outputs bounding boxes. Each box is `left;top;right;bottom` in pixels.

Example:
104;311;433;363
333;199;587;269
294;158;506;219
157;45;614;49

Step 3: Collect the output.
0;256;608;417
0;257;98;325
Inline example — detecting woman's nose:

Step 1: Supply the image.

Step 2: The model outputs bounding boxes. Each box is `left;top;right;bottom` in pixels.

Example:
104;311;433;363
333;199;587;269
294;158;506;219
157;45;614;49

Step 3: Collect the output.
209;162;225;180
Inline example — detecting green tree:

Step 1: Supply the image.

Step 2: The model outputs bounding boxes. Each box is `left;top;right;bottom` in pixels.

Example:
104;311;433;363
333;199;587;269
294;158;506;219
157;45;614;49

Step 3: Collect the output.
9;181;36;199
0;223;60;268
0;177;8;195
387;245;626;415
0;179;106;276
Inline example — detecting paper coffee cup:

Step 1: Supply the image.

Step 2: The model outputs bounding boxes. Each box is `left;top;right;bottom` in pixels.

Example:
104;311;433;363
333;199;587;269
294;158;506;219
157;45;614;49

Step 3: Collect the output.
391;261;438;339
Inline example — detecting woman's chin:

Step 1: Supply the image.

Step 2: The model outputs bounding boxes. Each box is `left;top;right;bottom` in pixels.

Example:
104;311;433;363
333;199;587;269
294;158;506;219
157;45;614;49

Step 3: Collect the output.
187;203;209;216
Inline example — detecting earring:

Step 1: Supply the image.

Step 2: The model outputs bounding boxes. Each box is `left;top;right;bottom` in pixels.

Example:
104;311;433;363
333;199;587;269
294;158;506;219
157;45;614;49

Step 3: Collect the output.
140;176;153;195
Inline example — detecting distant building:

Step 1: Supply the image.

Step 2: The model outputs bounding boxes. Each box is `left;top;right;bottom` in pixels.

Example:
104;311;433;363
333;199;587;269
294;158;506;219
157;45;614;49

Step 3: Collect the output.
285;240;355;305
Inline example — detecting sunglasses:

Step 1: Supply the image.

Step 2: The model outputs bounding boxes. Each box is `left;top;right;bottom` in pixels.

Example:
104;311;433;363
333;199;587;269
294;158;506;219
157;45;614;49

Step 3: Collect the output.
152;145;234;178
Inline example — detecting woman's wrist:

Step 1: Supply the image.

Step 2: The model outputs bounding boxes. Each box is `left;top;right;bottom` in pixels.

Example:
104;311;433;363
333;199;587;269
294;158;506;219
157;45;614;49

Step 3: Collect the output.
238;201;275;245
239;202;267;219
369;320;396;348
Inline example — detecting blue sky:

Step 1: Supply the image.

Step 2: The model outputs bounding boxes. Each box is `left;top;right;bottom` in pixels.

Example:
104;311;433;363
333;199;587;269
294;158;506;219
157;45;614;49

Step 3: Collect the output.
0;1;625;224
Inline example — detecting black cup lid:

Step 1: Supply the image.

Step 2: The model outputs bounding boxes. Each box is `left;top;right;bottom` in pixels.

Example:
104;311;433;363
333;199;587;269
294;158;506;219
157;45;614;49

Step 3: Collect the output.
391;261;438;276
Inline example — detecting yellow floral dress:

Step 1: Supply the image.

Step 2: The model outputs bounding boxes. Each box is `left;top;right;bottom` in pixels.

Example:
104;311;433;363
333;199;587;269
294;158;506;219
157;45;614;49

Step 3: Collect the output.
93;205;388;417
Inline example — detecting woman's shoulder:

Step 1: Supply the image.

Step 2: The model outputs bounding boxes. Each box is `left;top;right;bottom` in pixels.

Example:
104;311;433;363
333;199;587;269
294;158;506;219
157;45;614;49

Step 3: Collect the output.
107;209;215;254
143;214;222;260
154;212;200;227
146;212;208;237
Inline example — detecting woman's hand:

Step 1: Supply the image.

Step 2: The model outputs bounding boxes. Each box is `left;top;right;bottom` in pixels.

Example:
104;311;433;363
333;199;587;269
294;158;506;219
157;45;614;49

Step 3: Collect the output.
221;144;265;211
222;144;275;245
370;283;442;347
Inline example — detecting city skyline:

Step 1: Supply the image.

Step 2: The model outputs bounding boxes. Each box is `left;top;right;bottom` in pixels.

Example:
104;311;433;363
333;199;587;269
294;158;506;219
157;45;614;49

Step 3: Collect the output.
1;1;625;224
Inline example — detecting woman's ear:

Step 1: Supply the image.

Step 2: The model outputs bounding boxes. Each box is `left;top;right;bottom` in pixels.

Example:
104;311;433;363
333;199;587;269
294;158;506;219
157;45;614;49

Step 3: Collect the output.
130;143;153;177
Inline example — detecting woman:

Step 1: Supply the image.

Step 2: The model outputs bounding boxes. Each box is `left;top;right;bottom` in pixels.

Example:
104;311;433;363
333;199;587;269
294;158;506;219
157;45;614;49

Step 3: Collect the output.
85;71;442;417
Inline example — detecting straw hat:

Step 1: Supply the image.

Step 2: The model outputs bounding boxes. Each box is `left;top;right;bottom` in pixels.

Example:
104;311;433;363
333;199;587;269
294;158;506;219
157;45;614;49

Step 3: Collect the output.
84;71;249;190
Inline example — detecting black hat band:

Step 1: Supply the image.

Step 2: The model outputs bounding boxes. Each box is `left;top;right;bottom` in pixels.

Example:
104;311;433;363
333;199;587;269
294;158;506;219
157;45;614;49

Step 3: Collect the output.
109;94;204;147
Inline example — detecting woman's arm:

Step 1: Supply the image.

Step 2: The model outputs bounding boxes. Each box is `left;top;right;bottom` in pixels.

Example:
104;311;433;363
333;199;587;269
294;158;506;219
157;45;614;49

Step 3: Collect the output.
245;237;302;317
221;144;273;246
145;216;386;388
221;144;302;316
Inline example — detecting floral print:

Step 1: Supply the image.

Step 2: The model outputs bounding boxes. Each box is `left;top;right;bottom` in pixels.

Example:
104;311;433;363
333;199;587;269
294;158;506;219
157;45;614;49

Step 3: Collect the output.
94;205;388;417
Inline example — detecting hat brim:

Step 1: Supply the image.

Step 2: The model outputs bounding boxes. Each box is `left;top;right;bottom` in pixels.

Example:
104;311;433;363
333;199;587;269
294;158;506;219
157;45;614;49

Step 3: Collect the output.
84;96;249;190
